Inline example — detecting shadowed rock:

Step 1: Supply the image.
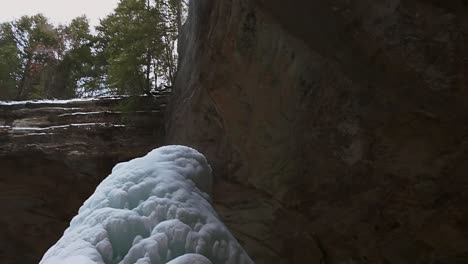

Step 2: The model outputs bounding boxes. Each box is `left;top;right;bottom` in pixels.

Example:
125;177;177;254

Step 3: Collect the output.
0;95;168;264
167;0;468;263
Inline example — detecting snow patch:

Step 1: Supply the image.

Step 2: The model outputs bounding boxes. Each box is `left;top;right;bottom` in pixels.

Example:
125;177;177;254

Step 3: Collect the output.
0;97;119;106
10;123;125;131
40;145;252;264
0;94;160;106
58;111;115;117
58;110;160;117
13;132;53;137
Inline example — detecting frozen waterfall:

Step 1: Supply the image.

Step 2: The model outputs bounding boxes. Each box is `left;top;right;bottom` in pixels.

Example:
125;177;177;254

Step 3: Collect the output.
40;146;252;264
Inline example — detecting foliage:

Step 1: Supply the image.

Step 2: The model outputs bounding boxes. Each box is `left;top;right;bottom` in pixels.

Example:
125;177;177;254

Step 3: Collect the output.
13;15;62;99
0;14;96;100
57;16;100;98
0;23;21;99
97;0;182;95
0;0;185;100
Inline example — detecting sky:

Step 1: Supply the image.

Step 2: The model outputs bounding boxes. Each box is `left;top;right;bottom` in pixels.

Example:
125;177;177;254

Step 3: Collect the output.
0;0;120;27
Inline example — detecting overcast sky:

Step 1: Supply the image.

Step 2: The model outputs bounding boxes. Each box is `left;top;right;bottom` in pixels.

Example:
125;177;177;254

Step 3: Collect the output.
0;0;119;27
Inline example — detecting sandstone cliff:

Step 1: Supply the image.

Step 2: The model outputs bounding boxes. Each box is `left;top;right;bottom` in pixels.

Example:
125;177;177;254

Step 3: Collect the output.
167;0;468;263
0;95;167;263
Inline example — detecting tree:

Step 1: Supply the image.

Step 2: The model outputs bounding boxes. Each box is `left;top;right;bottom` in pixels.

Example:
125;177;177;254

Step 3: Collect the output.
57;16;98;98
97;0;159;95
96;0;183;95
0;23;21;99
157;0;179;85
0;0;188;100
0;14;99;100
11;14;61;99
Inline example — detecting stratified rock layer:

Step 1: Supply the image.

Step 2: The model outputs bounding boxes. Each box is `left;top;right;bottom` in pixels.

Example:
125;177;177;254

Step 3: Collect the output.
0;95;168;264
167;0;468;263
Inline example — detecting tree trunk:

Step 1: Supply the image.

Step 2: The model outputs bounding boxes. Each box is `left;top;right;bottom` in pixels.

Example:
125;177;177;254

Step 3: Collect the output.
146;49;151;92
145;0;152;93
17;55;32;100
176;0;182;34
154;59;159;90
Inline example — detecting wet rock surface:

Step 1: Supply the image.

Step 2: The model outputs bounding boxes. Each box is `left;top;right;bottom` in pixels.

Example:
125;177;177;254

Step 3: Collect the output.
0;95;168;264
167;0;468;263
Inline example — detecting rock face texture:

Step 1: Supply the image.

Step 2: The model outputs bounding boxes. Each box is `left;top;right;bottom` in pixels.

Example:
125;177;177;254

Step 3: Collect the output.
0;95;168;264
167;0;468;263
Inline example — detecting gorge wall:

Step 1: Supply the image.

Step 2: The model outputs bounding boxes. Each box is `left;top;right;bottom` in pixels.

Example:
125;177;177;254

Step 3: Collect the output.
166;0;468;263
0;95;167;263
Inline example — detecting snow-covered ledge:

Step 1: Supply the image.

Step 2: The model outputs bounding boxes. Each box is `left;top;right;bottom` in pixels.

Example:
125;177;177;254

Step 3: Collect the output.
40;146;253;264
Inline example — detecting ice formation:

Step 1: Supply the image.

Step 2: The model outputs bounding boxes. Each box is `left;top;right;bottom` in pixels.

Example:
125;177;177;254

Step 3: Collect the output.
40;146;253;264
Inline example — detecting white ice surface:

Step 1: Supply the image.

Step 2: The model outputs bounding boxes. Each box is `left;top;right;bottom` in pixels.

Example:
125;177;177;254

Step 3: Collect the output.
166;254;213;264
40;145;253;264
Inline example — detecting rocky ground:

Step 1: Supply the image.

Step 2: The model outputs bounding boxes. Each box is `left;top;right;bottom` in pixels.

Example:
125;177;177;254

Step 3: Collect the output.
0;94;168;264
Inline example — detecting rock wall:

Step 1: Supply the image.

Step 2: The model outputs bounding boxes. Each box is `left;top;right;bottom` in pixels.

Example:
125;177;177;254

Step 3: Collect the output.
167;0;468;263
0;95;168;264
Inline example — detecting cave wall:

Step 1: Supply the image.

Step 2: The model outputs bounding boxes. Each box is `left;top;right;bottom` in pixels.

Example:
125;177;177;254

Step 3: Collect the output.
167;0;468;263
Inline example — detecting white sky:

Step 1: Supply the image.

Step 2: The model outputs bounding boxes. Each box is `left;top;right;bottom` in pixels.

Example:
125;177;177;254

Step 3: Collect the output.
0;0;120;27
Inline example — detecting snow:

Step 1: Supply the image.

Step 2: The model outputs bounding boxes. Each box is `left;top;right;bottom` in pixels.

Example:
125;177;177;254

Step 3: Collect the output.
58;111;114;117
0;97;120;106
58;110;160;117
9;123;125;131
0;94;167;106
0;94;158;106
40;145;253;264
13;132;53;137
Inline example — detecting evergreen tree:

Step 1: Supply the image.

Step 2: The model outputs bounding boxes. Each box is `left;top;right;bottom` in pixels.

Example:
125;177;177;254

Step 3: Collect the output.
0;23;21;99
0;0;187;100
0;14;98;100
57;16;98;97
12;14;61;99
97;0;183;95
